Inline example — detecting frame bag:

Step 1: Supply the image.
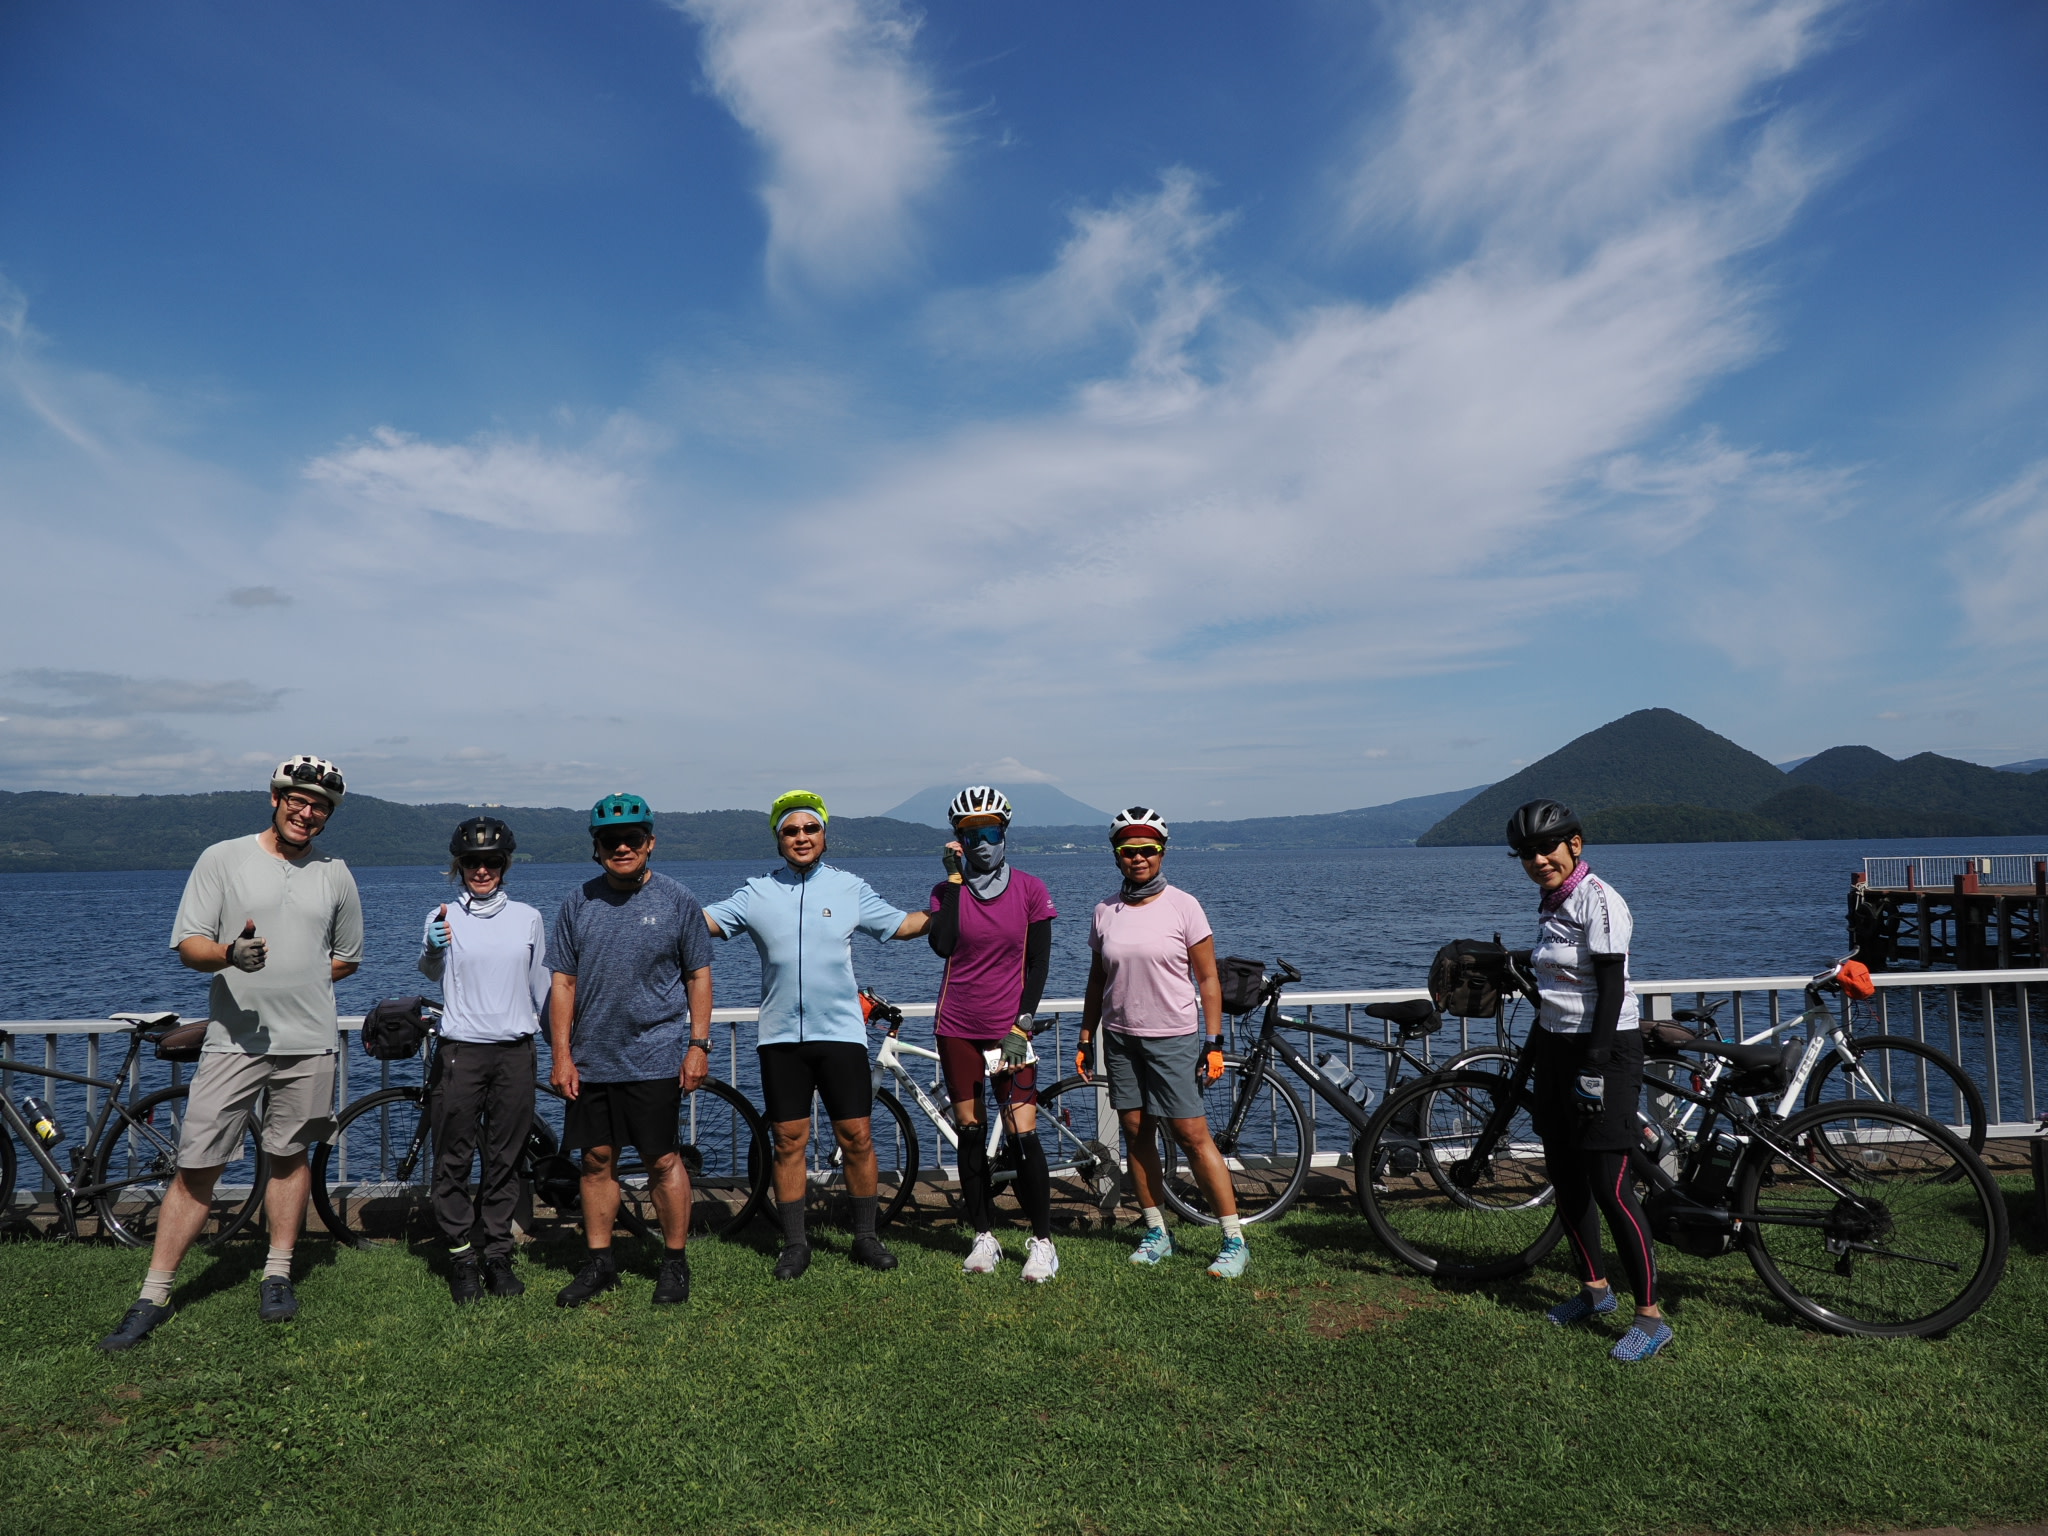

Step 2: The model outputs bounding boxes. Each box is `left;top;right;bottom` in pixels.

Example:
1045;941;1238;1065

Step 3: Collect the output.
361;996;431;1061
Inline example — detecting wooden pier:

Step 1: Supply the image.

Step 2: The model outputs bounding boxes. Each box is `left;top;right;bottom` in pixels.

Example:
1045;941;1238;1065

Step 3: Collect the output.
1850;855;2048;971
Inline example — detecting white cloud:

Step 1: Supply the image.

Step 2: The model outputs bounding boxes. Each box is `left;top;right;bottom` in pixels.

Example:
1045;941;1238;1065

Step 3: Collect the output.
2;670;285;717
675;0;950;293
1954;458;2048;648
303;423;647;534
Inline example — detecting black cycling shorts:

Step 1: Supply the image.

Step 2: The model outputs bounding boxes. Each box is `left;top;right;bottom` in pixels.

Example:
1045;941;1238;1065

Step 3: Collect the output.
758;1040;872;1124
560;1076;681;1163
1527;1025;1645;1153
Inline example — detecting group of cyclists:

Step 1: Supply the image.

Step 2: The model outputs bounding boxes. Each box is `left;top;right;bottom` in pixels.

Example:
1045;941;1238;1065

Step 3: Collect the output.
98;755;1668;1366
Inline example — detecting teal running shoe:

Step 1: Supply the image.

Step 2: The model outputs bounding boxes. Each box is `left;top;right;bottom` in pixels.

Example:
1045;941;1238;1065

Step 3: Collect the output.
1610;1320;1674;1362
1130;1226;1175;1266
1206;1236;1249;1279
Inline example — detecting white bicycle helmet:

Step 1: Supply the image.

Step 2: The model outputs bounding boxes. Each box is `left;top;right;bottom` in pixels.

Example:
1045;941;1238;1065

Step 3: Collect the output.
946;785;1012;825
271;755;346;806
1108;805;1168;843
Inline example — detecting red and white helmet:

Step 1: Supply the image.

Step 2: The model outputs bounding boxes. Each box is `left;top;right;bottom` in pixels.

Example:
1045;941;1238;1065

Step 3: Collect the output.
1108;805;1168;844
271;755;346;806
946;785;1012;825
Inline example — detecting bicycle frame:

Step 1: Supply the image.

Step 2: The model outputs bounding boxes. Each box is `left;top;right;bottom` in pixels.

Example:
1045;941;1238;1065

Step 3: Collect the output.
1220;971;1393;1154
1648;984;1879;1138
875;1029;1007;1164
0;1027;160;1215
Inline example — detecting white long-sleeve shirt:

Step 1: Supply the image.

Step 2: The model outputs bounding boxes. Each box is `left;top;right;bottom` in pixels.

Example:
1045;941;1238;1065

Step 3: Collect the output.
418;895;549;1043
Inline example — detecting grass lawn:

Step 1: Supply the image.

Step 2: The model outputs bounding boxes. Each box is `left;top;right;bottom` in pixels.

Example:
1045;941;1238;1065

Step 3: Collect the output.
2;1184;2045;1536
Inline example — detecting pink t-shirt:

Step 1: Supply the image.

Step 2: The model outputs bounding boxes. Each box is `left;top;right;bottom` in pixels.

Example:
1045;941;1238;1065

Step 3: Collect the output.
927;871;1057;1038
1089;885;1213;1038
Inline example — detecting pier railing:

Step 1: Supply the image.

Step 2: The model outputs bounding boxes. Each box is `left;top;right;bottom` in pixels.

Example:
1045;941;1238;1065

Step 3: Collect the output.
5;967;2044;1207
1864;854;2047;890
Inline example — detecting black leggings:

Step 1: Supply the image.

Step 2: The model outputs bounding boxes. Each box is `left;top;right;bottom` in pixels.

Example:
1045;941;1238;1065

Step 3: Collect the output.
1547;1146;1657;1306
957;1128;1053;1240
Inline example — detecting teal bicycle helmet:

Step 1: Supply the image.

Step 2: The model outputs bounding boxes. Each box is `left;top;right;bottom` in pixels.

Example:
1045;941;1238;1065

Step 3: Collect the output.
590;792;653;831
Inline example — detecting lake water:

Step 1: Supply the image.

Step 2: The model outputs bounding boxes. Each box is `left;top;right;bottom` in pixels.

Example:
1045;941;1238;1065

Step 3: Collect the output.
4;836;2044;1155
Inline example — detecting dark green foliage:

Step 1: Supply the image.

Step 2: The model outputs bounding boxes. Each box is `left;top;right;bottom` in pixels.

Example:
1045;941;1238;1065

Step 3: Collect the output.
1751;786;2001;841
1781;745;1899;797
1788;752;2048;834
1419;710;1788;846
1580;804;1790;844
3;1197;2045;1536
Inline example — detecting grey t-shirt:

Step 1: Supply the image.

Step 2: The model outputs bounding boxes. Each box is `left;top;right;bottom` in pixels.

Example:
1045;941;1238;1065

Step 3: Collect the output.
545;872;714;1083
170;834;365;1056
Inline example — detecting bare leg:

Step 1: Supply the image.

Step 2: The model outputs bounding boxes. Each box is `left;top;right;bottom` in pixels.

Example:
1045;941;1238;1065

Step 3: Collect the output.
1122;1109;1167;1211
261;1151;311;1250
579;1145;620;1246
146;1164;225;1275
646;1149;692;1251
772;1118;811;1206
831;1117;877;1199
1168;1115;1237;1220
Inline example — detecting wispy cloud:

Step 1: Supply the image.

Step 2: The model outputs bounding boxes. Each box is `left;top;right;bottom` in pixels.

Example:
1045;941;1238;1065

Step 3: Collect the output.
303;424;643;534
1954;458;2048;648
673;0;951;293
224;585;294;608
2;670;286;717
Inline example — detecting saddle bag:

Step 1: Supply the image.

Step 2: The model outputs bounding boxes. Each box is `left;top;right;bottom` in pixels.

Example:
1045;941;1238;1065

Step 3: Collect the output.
1643;1019;1705;1058
361;996;431;1061
1429;939;1514;1018
1217;957;1268;1016
153;1020;208;1063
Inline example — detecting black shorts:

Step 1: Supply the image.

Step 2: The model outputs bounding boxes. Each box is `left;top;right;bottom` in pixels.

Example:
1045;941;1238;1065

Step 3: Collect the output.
561;1077;681;1163
758;1041;872;1124
1528;1025;1645;1153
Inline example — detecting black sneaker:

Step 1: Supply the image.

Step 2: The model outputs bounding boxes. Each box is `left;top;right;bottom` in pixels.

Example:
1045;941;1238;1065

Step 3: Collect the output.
772;1242;812;1281
482;1256;525;1298
97;1299;173;1353
449;1253;483;1306
555;1255;621;1308
652;1251;691;1305
849;1235;899;1272
258;1276;299;1323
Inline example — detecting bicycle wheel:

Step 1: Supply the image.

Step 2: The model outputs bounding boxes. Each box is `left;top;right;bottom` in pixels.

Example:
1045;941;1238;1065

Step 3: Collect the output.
1160;1056;1311;1226
1737;1100;2008;1338
1035;1075;1126;1227
89;1086;270;1248
1804;1035;1987;1159
676;1077;774;1237
1356;1070;1563;1282
764;1088;918;1230
310;1088;433;1246
0;1127;16;1229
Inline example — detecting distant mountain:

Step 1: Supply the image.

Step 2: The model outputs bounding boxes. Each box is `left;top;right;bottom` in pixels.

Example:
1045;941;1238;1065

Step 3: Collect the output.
882;782;1108;828
1786;749;2048;833
1775;756;1814;772
1999;758;2048;775
1418;709;1787;846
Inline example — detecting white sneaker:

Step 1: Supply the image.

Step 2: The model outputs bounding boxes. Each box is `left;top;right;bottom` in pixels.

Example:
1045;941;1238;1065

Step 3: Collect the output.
963;1231;1002;1274
1022;1236;1060;1284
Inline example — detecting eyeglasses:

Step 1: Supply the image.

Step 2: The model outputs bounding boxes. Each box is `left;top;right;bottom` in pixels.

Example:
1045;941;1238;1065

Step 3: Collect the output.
1114;842;1164;858
957;825;1005;846
279;793;332;819
778;822;824;838
459;854;508;871
596;830;651;852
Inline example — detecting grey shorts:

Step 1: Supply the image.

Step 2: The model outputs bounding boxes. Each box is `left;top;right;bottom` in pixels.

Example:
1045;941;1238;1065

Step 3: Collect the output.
1103;1029;1207;1121
178;1051;339;1168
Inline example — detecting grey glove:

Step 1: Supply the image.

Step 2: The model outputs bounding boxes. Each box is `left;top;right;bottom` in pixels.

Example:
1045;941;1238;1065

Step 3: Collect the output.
225;921;267;973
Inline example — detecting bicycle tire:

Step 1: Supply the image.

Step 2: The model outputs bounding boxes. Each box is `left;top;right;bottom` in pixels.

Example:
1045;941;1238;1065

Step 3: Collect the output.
1737;1100;2008;1338
90;1085;270;1249
764;1087;917;1230
311;1087;433;1246
0;1126;15;1229
675;1077;775;1237
1356;1070;1564;1282
1803;1035;1987;1160
1035;1075;1127;1227
1160;1056;1311;1226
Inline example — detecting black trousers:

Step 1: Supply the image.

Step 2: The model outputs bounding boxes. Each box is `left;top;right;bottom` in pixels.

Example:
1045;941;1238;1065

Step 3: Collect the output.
431;1036;537;1259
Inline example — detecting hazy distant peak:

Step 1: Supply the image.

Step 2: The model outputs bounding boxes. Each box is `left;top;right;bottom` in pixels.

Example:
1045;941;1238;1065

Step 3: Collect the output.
881;782;1110;829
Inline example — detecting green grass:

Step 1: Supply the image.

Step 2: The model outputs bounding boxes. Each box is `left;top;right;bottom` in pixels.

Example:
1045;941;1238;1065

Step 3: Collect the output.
3;1190;2046;1536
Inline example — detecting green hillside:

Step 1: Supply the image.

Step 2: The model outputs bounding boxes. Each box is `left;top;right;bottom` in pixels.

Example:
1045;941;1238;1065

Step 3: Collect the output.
1789;750;2048;833
1417;709;1787;846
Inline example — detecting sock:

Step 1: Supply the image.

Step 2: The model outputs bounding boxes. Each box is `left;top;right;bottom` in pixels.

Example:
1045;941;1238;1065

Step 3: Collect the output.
263;1247;293;1281
1220;1215;1243;1242
1142;1205;1165;1232
852;1195;879;1241
1013;1132;1053;1241
139;1268;176;1306
778;1198;808;1250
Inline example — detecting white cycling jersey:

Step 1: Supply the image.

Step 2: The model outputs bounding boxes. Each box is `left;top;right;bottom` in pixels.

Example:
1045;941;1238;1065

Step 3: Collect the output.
1531;867;1639;1035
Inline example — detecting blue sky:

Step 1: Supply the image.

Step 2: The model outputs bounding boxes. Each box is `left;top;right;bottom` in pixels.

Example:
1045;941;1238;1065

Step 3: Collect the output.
3;0;2046;818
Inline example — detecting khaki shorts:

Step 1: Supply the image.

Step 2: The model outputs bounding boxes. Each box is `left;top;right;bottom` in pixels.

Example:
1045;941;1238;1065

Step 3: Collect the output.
178;1051;338;1168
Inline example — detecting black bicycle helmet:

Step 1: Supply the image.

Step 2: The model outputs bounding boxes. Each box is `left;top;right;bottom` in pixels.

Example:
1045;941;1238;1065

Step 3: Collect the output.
450;816;516;858
1505;799;1581;856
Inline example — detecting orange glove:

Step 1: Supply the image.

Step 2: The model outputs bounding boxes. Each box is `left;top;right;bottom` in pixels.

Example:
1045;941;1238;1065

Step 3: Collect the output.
1197;1036;1225;1084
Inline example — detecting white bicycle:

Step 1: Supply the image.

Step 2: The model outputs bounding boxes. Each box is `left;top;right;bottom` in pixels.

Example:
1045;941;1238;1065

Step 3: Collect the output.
773;992;1123;1229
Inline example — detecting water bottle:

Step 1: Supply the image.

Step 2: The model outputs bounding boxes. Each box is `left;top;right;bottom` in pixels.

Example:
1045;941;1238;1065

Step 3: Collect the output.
1315;1053;1355;1094
21;1096;61;1148
1344;1075;1376;1110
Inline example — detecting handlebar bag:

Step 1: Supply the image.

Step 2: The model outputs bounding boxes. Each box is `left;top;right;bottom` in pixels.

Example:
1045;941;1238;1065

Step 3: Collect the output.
361;996;431;1061
153;1021;209;1063
1429;939;1513;1018
1217;957;1267;1016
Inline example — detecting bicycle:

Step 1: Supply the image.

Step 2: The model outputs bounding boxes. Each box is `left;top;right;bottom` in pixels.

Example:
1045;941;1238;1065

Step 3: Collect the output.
1143;958;1486;1227
0;1013;271;1247
770;992;1122;1230
1356;957;2010;1337
310;1008;770;1247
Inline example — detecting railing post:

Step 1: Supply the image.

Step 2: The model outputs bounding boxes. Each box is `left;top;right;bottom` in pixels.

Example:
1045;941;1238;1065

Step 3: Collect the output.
2021;982;2037;1125
1983;983;2001;1124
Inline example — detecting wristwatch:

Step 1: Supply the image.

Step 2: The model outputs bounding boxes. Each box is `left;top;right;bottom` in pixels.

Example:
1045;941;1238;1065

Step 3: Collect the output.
687;1038;712;1052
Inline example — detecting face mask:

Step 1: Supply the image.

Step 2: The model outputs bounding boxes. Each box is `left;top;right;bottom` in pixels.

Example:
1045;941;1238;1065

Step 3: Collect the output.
962;830;1010;899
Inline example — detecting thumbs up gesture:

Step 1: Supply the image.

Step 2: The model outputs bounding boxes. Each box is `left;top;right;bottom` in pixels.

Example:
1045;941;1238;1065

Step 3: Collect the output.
427;904;451;950
225;919;268;973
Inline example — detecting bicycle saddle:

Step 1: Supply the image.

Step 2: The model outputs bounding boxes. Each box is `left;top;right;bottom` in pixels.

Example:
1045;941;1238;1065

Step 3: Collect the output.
1364;1000;1441;1036
1692;1037;1802;1077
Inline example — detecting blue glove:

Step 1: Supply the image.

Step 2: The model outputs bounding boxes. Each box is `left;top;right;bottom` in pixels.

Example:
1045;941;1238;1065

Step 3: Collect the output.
426;904;450;950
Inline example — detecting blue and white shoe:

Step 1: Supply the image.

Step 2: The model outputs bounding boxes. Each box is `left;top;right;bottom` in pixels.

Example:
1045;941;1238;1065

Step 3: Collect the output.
1610;1320;1674;1362
1130;1225;1175;1266
1547;1289;1620;1326
1206;1236;1250;1279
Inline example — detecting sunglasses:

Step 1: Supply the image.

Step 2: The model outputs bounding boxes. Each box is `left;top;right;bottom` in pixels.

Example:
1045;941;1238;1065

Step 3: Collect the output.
1115;841;1164;858
459;854;508;871
957;825;1005;846
596;831;651;852
282;761;345;794
778;821;824;838
1512;839;1568;861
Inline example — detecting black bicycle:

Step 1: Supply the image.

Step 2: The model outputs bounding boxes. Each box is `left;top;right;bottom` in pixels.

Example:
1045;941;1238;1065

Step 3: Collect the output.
311;1011;771;1247
1356;959;2010;1337
0;1013;270;1246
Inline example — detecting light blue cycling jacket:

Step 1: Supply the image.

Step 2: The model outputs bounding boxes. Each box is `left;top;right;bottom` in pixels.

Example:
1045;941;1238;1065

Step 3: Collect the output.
704;864;907;1046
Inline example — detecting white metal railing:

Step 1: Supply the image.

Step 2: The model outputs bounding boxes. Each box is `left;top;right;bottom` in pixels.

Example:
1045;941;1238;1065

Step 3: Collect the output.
1864;854;2047;890
5;968;2044;1210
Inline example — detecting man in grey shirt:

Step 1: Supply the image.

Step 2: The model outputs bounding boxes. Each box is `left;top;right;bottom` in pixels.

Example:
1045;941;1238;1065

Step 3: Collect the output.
99;755;364;1352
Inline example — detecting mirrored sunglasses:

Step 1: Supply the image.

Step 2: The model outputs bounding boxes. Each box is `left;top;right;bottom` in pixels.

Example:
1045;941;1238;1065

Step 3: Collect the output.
957;825;1005;846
